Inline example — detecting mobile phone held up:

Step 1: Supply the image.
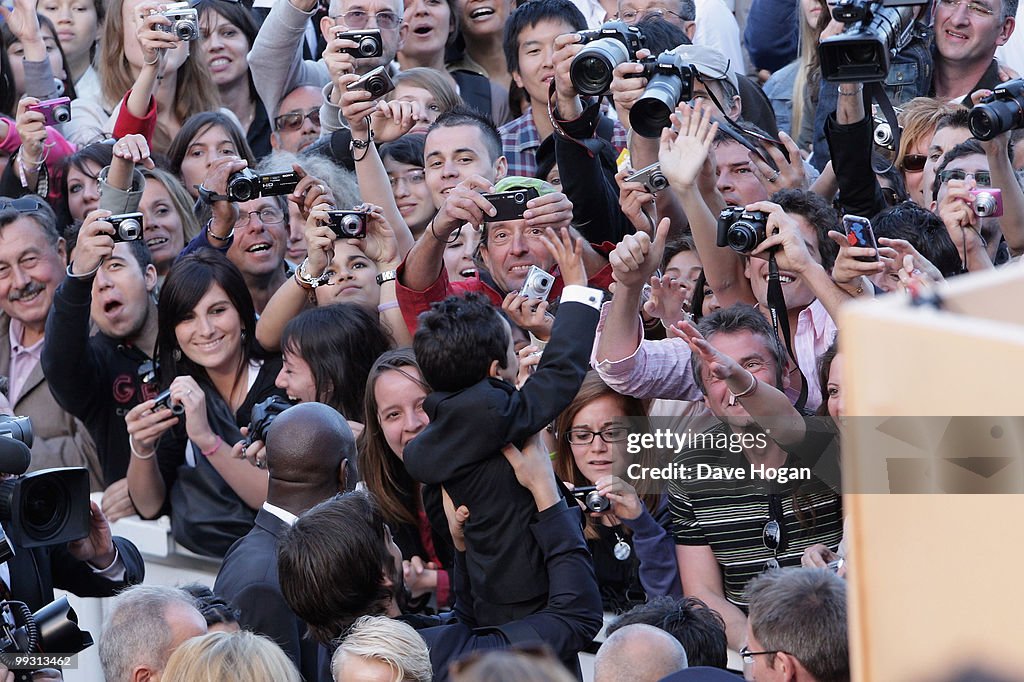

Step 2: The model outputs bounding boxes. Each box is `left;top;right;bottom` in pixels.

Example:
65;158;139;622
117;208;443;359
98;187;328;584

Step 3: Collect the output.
842;214;878;263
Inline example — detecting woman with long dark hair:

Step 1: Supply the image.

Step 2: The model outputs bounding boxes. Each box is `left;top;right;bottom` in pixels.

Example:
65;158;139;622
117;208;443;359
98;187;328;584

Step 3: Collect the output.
125;249;284;557
166;110;256;199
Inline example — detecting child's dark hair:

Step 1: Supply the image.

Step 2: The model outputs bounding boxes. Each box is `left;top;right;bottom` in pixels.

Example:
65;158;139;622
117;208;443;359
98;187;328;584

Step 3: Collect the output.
413;293;510;393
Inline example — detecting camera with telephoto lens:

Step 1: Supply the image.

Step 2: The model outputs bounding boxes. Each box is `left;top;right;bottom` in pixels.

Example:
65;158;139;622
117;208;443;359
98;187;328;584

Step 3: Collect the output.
571;485;610;513
245;396;292;448
968;79;1024;141
626;162;669;194
818;0;925;82
226;169;300;202
569;21;645;96
0;595;94;681
629;52;698;138
716;207;769;254
27;97;72;126
324;210;368;239
970;188;1003;217
152;388;185;416
159;1;199;41
108;212;144;243
335;29;384;58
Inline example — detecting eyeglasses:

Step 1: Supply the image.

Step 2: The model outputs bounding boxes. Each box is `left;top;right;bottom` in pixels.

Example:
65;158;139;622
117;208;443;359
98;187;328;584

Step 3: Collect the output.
332;10;402;29
0;196;47;212
565;427;629;445
938;0;996;17
899;153;926;173
938;169;992;186
388;169;426;188
234;208;285;229
274;108;321;132
739;646;783;665
618;7;687;21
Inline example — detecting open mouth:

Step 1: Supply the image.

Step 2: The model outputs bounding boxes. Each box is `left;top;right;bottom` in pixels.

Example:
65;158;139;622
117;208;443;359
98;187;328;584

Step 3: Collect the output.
469;7;494;19
146;236;169;249
209;57;231;68
103;300;123;315
459;267;477;278
412;24;433;35
246;243;272;253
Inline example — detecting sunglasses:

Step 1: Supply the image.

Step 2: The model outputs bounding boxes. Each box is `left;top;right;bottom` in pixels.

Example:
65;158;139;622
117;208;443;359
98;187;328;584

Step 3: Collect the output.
0;196;47;212
900;154;926;173
274;108;321;132
762;495;785;571
938;169;992;186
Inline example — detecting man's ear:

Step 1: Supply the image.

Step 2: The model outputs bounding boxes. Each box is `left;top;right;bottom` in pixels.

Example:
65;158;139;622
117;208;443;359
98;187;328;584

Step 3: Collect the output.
684;20;696;40
338;457;349;492
731;94;742;120
495;155;508;182
998;16;1015;46
781;358;793;391
773;651;802;681
320;15;338;44
144;263;158;292
511;69;525;90
131;665;155;682
487;359;502;378
270;131;281;150
57;237;68;266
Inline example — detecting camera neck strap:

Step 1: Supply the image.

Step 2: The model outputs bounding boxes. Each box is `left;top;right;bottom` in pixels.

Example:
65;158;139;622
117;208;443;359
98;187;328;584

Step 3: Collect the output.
765;251;808;414
866;81;902;174
195;184;230;204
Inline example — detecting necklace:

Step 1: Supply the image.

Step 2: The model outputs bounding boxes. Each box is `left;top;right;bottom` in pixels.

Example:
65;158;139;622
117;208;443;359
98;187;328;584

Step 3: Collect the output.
613;530;631;561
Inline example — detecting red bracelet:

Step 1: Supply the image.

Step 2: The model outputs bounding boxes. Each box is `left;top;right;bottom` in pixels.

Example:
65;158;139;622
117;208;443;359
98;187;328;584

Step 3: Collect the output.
199;435;223;457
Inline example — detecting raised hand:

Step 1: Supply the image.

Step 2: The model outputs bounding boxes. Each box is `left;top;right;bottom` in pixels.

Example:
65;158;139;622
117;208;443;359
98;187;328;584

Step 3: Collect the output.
540;226;586;286
609;217;670;290
644;273;690;328
659;99;719;191
615;168;657;236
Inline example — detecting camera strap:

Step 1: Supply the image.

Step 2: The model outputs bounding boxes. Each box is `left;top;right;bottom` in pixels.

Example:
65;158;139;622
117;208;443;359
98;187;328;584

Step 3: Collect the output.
865;81;902;174
766;252;808;413
195;184;230;204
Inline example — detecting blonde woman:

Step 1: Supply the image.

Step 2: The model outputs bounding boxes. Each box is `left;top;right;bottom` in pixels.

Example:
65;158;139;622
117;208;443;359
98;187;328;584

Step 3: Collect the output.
162;631;301;682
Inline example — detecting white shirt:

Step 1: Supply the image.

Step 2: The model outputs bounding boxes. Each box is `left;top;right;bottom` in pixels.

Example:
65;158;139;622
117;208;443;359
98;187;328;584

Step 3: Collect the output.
262;502;298;527
693;0;746;77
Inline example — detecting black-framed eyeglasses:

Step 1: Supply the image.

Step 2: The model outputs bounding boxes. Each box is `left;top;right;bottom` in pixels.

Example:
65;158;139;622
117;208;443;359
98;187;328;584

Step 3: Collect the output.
234;208;285;229
565;427;629;446
938;169;992;186
0;196;47;213
331;9;401;29
900;153;926;172
274;108;321;132
739;646;783;665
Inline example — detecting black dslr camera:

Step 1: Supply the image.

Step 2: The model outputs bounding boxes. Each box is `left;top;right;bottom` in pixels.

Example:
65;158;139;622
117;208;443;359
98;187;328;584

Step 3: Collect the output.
0;596;94;681
324;210;368;239
569;21;645;96
244;396;292;447
226;169;300;203
969;79;1024;141
629;52;698;138
109;212;144;243
716;207;769;254
335;28;383;58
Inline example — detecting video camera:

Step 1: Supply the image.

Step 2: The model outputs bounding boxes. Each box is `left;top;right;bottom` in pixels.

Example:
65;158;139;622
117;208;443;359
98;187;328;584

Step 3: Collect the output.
0;594;93;681
818;0;928;83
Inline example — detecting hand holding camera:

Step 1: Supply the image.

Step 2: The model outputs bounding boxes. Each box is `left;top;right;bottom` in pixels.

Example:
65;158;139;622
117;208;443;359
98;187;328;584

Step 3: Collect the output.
72;210;118;276
202;156;248;236
370;98;427;144
615;168;658;236
347;204;400;268
743;201;819;275
13;98;47;166
609;47;653;124
502;291;553;342
289;165;336;222
595;475;643;520
124;397;181;459
336;72;381;137
304;202;339;279
136;1;185;68
432;176;497;235
935;177;987;255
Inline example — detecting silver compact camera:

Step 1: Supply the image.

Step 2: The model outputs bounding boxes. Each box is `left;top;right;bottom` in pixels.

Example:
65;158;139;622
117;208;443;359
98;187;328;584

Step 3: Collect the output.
160;2;199;41
109;212;144;243
625;162;669;194
520;265;554;300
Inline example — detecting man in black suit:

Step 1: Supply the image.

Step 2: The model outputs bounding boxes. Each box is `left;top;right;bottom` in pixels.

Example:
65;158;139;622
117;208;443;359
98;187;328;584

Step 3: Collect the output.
214;402;353;682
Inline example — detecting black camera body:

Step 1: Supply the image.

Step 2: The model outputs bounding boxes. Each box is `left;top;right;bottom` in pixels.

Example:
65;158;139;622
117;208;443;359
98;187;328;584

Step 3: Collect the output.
335;29;384;58
226;169;300;203
818;0;921;82
108;212;144;243
629;52;697;138
569;21;645;96
0;596;94;681
245;396;293;447
717;207;769;254
346;65;396;99
0;468;91;548
152;388;185;416
324;210;369;239
571;485;610;513
969;79;1024;141
482;188;540;222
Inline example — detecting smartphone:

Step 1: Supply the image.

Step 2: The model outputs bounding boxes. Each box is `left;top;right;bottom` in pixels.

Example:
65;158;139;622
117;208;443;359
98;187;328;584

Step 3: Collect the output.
842;214;879;263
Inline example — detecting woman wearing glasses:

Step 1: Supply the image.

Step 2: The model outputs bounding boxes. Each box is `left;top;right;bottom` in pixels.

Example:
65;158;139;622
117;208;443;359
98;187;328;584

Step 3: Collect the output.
894;98;961;207
195;0;272;159
553;372;681;613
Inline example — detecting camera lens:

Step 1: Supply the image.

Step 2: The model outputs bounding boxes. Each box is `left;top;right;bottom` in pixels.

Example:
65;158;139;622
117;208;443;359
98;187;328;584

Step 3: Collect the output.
175;21;197;40
22;477;67;543
358;36;379;57
570;38;631;96
119;219;142;241
969;100;1024;141
366;76;388;97
586;490;609;513
539;277;550;287
650;172;669;191
341;214;363;237
974;192;997;216
631;72;684;138
513;191;526;204
228;175;256;202
873;122;893;147
53;105;71;123
726;221;759;253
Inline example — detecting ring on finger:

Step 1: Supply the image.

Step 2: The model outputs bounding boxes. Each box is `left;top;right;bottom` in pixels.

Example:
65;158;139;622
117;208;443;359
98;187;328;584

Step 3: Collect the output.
768;170;781;184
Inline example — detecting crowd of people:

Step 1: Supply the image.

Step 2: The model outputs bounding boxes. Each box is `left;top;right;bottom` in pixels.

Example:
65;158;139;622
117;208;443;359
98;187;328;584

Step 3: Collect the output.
0;0;1017;675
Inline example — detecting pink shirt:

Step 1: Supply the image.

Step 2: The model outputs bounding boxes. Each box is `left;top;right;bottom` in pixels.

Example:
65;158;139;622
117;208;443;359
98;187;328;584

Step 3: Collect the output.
8;319;44;406
592;300;836;412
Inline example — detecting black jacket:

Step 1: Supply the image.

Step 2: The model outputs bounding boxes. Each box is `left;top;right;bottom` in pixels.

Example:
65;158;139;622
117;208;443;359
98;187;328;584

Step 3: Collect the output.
42;275;157;487
215;508;329;682
403;299;599;610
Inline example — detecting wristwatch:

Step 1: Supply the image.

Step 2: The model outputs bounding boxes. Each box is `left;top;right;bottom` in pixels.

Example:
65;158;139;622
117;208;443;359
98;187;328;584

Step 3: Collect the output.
376;270;397;286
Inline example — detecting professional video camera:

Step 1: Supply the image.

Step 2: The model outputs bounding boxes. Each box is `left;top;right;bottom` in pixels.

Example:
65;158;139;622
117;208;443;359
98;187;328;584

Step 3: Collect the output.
817;0;928;82
569;21;645;96
0;593;94;681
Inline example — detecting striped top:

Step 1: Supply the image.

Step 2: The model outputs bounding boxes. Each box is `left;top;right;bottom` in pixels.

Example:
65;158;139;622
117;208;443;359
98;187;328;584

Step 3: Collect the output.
668;421;844;607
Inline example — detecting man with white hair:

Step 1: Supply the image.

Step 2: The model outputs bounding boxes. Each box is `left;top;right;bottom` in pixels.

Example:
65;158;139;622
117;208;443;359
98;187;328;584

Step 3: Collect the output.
594;623;689;682
332;616;432;682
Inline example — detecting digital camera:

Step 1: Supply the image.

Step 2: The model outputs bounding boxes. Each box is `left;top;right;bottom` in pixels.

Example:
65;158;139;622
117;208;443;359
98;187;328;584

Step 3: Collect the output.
482;187;540;222
245;396;292;447
572;485;610;513
324;210;369;239
108;212;144;243
226;169;300;202
159;1;199;41
152;388;185;416
629;53;698;138
346;65;395;98
520;265;554;300
335;29;384;58
625;162;669;194
969;79;1024;141
716;207;769;254
970;188;1003;217
871;104;904;151
569;21;645;96
0;596;94;680
28;97;71;126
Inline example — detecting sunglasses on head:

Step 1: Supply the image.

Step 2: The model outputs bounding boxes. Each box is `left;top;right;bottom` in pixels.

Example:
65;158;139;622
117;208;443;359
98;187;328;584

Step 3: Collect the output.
0;196;47;213
900;154;926;173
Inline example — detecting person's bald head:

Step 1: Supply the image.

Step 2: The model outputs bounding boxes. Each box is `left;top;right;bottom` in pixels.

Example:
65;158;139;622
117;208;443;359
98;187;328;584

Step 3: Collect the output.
266;402;355;501
594;623;688;682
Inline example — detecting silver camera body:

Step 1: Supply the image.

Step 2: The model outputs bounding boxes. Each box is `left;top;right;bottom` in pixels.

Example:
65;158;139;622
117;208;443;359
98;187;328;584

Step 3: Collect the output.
109;212;144;243
626;162;669;194
520;265;554;300
160;2;199;41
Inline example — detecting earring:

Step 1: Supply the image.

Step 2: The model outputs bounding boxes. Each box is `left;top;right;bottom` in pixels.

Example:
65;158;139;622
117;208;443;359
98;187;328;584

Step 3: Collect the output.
172;348;182;361
241;330;248;343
